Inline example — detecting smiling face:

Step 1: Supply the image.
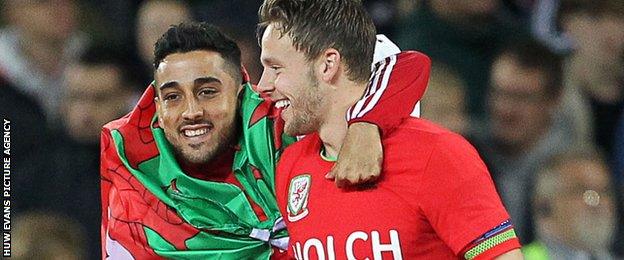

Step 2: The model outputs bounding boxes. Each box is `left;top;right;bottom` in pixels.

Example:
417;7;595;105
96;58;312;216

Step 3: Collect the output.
155;50;241;165
258;24;326;136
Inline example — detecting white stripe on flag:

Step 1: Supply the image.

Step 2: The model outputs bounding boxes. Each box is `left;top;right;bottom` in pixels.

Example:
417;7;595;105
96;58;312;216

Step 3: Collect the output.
356;55;397;118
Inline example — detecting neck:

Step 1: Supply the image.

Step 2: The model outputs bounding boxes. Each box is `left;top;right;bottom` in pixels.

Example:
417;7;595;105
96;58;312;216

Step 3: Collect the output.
318;80;367;158
179;147;235;181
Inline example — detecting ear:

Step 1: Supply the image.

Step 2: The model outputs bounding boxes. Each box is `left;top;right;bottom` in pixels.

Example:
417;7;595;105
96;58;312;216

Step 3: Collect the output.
319;48;341;83
154;95;164;125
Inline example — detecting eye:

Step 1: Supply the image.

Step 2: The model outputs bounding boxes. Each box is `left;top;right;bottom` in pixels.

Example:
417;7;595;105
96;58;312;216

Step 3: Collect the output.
199;88;218;96
164;93;180;101
270;65;282;72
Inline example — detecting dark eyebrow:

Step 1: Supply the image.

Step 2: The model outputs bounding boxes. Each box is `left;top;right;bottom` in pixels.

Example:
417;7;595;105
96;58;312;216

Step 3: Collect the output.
158;77;221;92
194;77;222;86
159;81;179;91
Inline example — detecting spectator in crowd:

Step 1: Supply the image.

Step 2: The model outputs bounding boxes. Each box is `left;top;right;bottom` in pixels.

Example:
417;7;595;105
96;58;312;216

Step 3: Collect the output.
396;0;527;120
12;212;86;260
25;46;138;260
469;38;570;243
549;0;624;159
136;0;192;69
14;46;135;259
524;150;620;259
422;62;468;134
0;0;88;125
62;46;137;144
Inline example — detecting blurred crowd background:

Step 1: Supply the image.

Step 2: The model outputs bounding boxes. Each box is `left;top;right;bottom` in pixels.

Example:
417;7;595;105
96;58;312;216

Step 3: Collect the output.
0;0;622;259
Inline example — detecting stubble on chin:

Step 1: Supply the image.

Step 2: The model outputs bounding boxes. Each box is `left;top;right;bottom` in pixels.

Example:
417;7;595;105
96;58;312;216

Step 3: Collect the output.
167;124;237;165
284;69;324;136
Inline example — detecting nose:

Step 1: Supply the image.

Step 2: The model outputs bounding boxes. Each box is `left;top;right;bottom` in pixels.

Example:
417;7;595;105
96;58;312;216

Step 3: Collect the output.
257;69;276;96
182;98;204;122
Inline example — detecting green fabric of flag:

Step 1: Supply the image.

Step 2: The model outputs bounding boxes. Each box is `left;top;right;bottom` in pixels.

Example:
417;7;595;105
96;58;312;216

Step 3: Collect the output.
103;81;295;259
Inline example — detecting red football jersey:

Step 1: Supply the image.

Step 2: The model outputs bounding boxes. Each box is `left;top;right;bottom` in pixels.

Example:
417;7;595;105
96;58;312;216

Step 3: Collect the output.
275;119;521;259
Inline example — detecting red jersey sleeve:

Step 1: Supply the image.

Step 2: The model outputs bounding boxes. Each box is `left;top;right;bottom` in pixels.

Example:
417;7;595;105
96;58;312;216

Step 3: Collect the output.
346;51;431;136
416;132;520;259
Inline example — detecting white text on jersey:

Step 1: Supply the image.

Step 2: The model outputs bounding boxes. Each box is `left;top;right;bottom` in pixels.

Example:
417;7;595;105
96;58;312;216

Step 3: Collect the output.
291;230;403;260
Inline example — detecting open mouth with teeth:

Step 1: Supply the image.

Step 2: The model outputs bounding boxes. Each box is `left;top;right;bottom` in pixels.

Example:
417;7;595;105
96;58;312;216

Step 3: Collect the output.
273;99;292;121
180;124;212;142
274;99;291;110
184;128;208;137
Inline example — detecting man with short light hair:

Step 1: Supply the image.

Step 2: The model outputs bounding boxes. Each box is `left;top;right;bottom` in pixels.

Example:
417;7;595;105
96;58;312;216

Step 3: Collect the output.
258;0;523;259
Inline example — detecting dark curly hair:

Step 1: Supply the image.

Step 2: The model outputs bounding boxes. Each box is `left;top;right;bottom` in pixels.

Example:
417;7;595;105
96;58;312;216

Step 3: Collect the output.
153;22;242;84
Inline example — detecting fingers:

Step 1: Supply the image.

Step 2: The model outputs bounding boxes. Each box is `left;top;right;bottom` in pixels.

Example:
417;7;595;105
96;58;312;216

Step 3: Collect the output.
335;174;360;188
331;163;381;189
363;173;379;183
335;173;378;189
335;178;348;189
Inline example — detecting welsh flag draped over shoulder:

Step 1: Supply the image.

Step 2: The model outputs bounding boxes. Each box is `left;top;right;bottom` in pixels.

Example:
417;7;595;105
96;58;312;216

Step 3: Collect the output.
100;70;295;259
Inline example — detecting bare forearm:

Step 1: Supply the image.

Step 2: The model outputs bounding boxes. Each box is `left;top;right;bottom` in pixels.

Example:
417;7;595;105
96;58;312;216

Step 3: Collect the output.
494;249;524;260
